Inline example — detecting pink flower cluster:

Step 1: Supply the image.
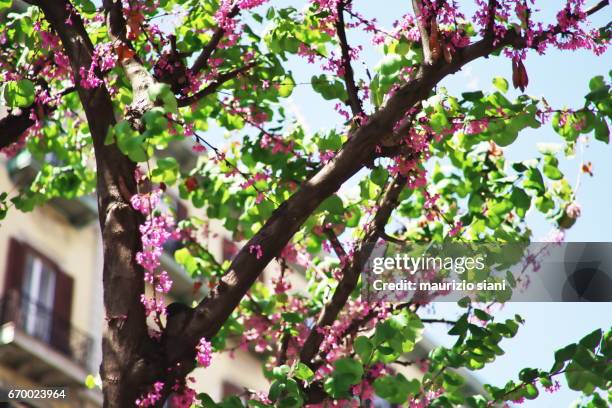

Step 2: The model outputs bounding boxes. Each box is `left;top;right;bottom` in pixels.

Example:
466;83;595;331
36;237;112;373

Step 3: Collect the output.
135;381;164;407
168;377;197;408
131;189;180;317
249;244;263;260
196;337;213;367
77;43;116;90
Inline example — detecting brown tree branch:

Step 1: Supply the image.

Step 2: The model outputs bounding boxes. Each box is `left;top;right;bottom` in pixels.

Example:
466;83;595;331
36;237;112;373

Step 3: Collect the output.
0;87;75;150
190;6;240;74
421;318;457;324
299;175;407;367
0;106;38;150
324;227;347;259
412;0;433;65
485;0;499;38
103;0;158;129
586;0;609;15
335;0;363;116
177;62;257;107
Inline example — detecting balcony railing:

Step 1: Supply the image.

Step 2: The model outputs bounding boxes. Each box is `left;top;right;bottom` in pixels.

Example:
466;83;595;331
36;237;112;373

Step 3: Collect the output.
0;291;93;370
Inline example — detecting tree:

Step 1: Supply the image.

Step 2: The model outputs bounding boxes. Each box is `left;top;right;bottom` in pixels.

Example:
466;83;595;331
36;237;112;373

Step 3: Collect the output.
0;0;610;406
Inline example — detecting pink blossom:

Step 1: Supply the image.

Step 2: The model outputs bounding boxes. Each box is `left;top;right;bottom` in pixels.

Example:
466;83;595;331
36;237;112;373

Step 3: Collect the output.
130;191;161;215
449;221;463;237
155;271;173;293
196;338;213;367
135;381;164;407
249;244;263;259
78;65;103;89
170;385;196;408
544;380;561;393
140;294;166;317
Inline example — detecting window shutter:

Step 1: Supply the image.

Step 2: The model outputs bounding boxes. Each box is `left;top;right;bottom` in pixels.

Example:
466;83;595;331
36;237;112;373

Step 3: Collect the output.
2;238;26;324
51;269;74;356
3;238;26;295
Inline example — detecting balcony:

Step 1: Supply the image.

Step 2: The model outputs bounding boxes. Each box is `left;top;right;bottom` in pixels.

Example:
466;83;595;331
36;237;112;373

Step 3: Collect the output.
0;291;94;386
6;151;98;227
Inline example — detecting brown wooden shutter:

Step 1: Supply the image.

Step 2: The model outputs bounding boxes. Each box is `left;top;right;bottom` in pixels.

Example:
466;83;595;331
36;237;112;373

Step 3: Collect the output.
3;238;26;295
2;238;26;324
51;269;74;356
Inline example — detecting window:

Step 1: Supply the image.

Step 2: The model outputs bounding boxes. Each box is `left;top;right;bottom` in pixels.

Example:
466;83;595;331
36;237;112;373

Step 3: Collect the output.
21;253;57;341
3;238;74;355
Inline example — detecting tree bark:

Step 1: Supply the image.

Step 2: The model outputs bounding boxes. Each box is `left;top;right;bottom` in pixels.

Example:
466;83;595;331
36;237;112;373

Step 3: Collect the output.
32;2;156;406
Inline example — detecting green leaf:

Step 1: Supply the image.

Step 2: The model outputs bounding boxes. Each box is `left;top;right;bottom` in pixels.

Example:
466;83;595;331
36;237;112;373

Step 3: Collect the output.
579;329;602;350
523;168;545;195
114;121;147;162
524;383;539;400
518;368;539;383
151;157;179;185
311;75;347;101
85;374;98;389
373;374;419;404
319;194;344;214
593;116;609;143
458;296;471;308
492;77;509;93
448;314;469;336
565;358;604;395
468;193;484;213
354;336;374;363
543;155;563;180
268;380;285;402
462;91;484;102
4;79;35;107
430;111;450;134
493;128;518;147
272;365;290;380
278;75;295;97
281;312;303;323
474;309;492;322
334;358;363;380
375;54;403;76
589;75;605;92
371;167;388;186
198;393;219;408
510;188;530;217
294;363;314;381
324;358;364;398
551;343;577;372
75;0;97;14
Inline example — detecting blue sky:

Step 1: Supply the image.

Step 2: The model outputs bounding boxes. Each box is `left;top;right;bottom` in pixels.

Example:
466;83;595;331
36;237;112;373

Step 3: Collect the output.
269;1;611;406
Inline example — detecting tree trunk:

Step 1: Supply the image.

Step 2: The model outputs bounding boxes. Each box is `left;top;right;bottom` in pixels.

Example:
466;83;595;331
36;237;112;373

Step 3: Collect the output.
32;1;156;406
